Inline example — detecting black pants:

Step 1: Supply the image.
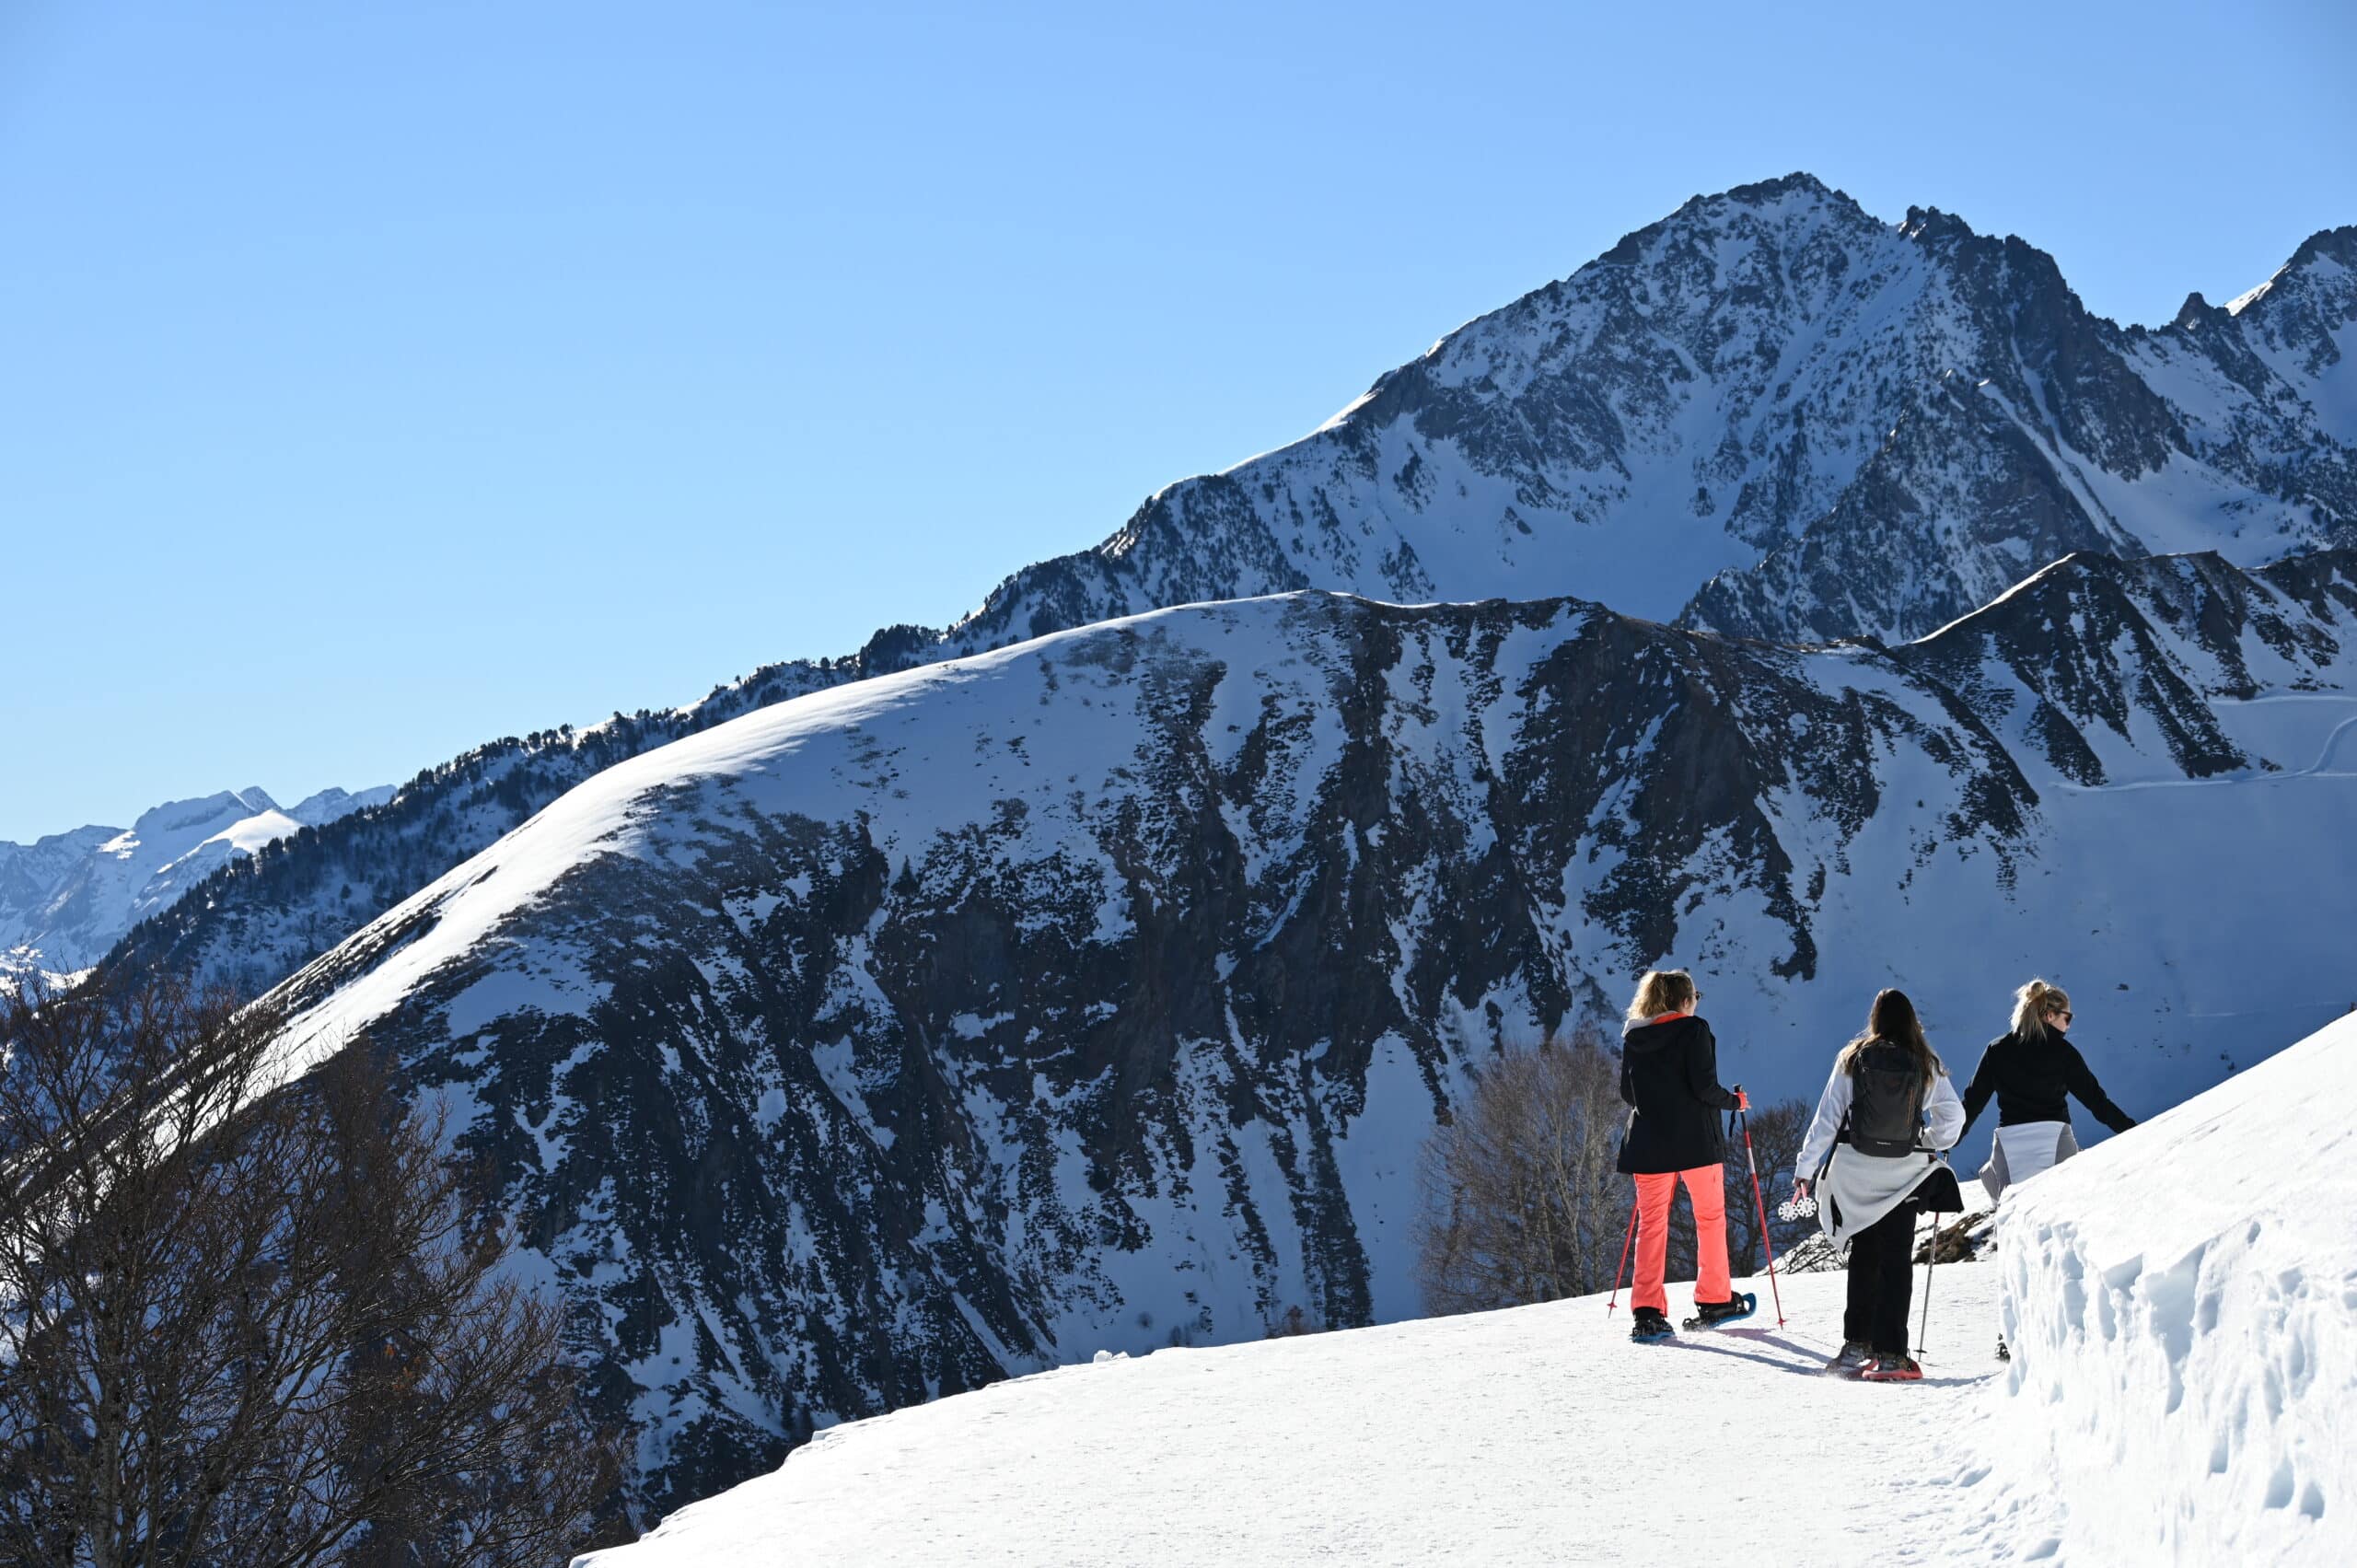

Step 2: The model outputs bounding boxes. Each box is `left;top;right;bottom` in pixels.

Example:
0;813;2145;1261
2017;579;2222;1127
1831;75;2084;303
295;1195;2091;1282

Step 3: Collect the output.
1843;1199;1917;1353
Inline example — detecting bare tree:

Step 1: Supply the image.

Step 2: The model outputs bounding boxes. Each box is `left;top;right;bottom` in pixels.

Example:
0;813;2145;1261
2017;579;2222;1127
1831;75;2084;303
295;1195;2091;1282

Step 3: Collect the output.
0;973;620;1568
1414;1030;1627;1315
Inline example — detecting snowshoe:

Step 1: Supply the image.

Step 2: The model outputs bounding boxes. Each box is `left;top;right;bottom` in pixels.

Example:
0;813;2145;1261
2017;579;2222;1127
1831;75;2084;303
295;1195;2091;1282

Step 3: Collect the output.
1629;1307;1676;1342
1821;1341;1872;1376
1682;1291;1758;1330
1859;1352;1923;1382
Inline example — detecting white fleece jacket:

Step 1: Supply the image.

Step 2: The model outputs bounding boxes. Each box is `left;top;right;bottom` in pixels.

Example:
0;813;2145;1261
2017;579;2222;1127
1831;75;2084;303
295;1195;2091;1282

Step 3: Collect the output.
1795;1062;1965;1244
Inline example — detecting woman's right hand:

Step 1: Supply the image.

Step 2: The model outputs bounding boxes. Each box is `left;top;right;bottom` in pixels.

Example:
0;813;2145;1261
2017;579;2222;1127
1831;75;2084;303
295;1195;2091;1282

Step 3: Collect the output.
1793;1179;1812;1202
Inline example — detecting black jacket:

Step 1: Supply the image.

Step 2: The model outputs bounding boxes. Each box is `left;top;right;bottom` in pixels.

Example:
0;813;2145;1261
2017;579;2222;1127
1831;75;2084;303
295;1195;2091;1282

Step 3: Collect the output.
1616;1016;1741;1174
1959;1029;2136;1138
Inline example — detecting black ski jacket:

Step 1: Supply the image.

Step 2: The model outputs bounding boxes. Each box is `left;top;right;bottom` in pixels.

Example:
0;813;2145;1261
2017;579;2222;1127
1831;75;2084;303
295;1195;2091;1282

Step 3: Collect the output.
1959;1029;2136;1138
1617;1015;1741;1174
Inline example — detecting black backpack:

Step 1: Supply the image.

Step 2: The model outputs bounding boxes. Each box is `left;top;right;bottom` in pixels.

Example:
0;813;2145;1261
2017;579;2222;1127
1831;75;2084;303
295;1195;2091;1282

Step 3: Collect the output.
1847;1042;1926;1157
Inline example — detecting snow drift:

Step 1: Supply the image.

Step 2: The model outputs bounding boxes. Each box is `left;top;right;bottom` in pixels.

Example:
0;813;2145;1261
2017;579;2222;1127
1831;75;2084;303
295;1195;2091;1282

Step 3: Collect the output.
1963;1007;2356;1561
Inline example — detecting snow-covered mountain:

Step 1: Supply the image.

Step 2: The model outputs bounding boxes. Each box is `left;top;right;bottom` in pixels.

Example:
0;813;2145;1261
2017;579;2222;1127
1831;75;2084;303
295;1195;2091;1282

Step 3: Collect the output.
0;784;391;980
247;545;2357;1513
93;177;2355;1016
576;1006;2357;1566
954;176;2355;650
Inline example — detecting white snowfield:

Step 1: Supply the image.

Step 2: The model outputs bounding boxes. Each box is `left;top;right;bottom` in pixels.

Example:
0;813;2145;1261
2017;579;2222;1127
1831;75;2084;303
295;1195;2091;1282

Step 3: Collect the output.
581;1263;2008;1568
581;1011;2355;1567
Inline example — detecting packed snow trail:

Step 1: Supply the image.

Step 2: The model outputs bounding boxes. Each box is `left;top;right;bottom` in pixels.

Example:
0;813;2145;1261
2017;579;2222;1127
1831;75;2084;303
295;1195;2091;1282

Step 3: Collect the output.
582;1261;2019;1567
579;1008;2357;1565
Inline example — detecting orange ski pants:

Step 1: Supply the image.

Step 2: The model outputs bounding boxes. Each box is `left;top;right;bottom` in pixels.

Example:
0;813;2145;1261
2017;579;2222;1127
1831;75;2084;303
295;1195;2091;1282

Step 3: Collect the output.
1631;1165;1730;1314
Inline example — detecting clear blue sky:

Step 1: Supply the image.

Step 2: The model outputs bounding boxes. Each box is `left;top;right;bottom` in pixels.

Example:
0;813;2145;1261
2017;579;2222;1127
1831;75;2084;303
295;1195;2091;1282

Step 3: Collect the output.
6;0;2351;842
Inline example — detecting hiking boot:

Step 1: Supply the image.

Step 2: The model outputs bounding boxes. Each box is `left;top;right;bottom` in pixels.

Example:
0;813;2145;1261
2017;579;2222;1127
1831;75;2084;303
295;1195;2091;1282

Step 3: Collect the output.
1684;1291;1757;1330
1629;1307;1675;1342
1822;1340;1872;1375
1860;1351;1922;1382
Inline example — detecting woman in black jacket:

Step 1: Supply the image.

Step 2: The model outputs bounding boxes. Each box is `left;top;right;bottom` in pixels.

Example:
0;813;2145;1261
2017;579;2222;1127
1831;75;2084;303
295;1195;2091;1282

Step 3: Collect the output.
1964;979;2138;1364
1962;978;2138;1202
1616;969;1751;1342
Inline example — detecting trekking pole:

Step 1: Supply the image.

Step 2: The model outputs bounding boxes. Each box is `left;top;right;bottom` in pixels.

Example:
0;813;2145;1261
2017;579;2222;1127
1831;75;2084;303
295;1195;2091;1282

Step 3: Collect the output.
1916;1216;1938;1360
1736;1103;1787;1328
1606;1200;1638;1315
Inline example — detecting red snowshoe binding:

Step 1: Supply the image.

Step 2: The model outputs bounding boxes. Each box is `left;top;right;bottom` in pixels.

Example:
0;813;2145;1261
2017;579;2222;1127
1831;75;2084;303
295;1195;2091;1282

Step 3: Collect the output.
1822;1341;1872;1376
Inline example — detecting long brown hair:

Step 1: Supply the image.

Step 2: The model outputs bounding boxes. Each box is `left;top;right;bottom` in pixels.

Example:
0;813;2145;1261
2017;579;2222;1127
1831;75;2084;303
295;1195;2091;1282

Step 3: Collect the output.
1835;988;1945;1086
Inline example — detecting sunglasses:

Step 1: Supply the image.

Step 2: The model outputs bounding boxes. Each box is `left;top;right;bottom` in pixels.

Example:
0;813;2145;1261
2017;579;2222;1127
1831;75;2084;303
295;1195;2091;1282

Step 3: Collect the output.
2050;1009;2073;1023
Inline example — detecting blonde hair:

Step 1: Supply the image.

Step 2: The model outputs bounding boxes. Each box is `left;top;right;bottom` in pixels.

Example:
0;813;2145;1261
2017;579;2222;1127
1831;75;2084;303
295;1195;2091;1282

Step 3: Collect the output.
2013;979;2071;1043
1625;969;1697;1025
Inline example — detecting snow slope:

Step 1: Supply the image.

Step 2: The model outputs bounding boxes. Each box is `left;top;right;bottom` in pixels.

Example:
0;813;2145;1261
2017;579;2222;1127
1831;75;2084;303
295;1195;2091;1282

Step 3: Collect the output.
582;1012;2357;1566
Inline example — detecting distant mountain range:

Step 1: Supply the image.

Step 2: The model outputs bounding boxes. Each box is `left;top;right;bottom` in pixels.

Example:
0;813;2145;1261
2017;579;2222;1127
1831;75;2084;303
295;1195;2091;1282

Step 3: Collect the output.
51;175;2357;1518
1;784;389;980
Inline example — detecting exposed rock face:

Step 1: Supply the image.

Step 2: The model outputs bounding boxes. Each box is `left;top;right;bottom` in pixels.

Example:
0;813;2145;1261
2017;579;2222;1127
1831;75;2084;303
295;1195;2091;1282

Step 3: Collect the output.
97;180;2357;1016
256;550;2357;1513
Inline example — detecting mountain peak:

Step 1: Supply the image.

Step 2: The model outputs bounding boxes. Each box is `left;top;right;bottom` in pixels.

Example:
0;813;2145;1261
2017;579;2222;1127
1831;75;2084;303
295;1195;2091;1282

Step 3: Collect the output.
2283;223;2357;274
131;790;277;839
1898;203;1980;248
91;177;2357;1027
1674;170;1872;232
1596;171;1867;267
1716;169;1839;205
2227;223;2357;318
